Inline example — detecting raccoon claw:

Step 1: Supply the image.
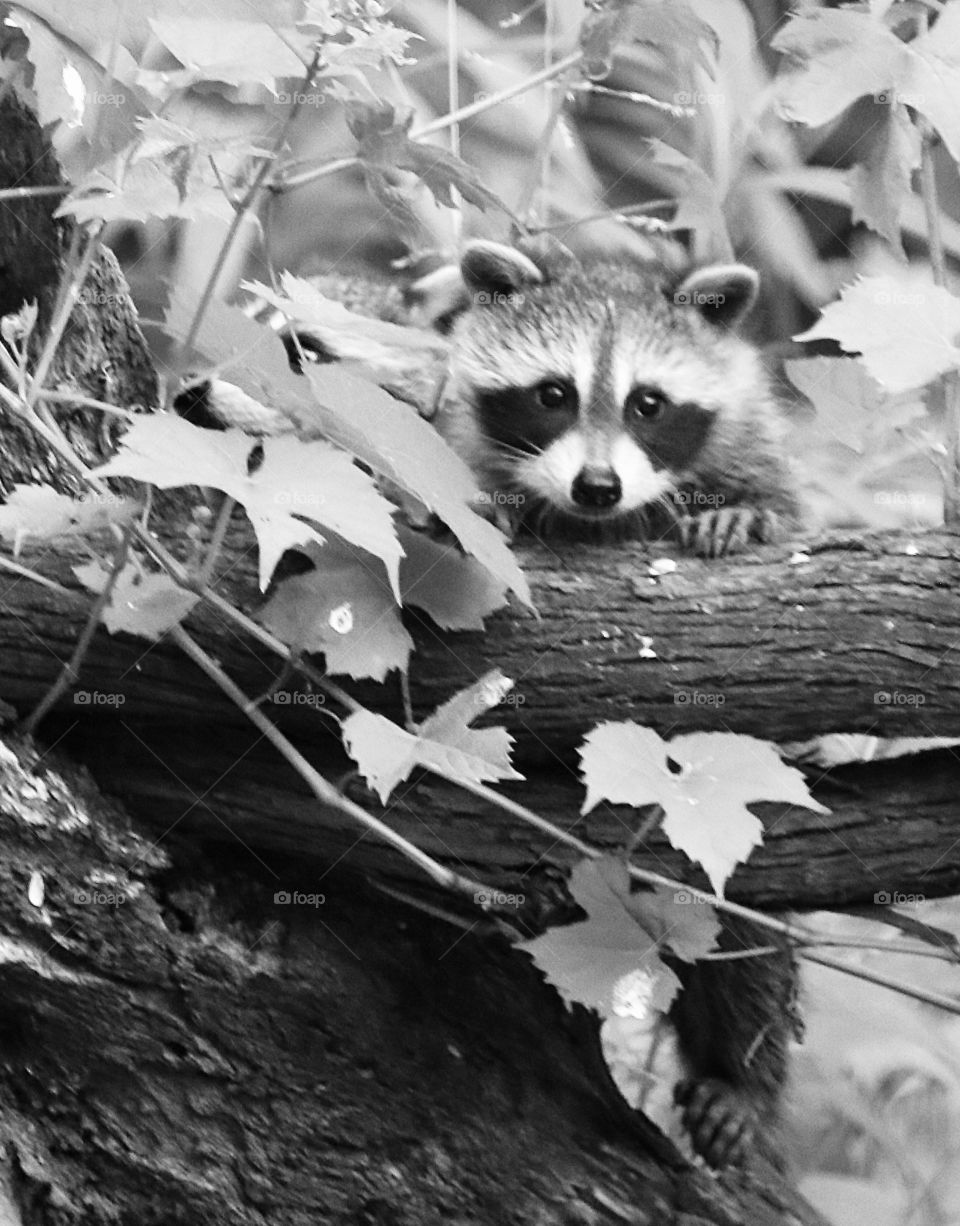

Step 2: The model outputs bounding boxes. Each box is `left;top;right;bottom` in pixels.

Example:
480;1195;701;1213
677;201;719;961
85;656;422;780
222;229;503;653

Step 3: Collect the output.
679;507;781;558
674;1078;758;1168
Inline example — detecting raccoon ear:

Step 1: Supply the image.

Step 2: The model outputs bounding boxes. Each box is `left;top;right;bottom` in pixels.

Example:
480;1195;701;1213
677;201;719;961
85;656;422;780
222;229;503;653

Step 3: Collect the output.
675;264;759;328
405;264;471;334
460;240;544;300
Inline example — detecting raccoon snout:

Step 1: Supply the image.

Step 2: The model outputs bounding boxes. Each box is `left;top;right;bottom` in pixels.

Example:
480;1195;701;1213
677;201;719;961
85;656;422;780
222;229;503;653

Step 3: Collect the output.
571;466;622;510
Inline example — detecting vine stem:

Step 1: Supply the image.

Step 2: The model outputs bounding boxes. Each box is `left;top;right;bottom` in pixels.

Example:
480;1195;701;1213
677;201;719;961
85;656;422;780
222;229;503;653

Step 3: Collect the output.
25;225;103;408
170;624;485;897
176;53;321;391
0;185;71;201
20;527;130;737
276;50;585;196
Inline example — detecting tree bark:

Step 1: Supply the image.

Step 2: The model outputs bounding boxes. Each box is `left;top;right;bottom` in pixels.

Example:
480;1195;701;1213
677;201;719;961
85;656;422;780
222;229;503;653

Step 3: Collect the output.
0;734;827;1226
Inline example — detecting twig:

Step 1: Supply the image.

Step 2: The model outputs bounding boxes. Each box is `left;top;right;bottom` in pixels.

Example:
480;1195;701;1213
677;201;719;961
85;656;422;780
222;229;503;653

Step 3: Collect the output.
0;185;71;202
0;555;72;595
170;624;486;896
176;53;321;389
25;225;103;408
20;527;130;736
198;494;236;586
38;390;137;417
275;50;585;196
446;0;463;245
413;49;583;140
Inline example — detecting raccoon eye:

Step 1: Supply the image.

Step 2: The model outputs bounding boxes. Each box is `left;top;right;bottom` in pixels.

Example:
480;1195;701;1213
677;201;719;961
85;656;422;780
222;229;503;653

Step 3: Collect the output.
628;387;668;420
535;381;569;409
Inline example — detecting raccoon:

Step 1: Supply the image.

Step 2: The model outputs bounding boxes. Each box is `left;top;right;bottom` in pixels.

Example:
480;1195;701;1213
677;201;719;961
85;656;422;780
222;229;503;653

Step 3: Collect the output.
233;250;803;1167
427;238;800;557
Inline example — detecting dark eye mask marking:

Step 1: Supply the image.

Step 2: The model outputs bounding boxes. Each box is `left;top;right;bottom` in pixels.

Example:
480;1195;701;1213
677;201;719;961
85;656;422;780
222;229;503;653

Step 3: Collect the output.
629;400;715;471
474;382;579;454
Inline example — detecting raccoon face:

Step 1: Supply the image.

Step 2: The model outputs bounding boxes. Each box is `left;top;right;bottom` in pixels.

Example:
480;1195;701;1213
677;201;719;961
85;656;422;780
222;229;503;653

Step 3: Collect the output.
437;240;763;528
473;378;717;523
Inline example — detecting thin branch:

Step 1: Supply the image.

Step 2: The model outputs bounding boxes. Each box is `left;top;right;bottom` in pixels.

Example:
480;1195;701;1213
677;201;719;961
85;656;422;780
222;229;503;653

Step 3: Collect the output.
38;390;137;417
413;48;583;140
198;494;236;587
20;527;130;737
275;50;585;196
0;554;72;595
176;53;321;390
170;624;486;896
0;185;71;202
25;226;103;408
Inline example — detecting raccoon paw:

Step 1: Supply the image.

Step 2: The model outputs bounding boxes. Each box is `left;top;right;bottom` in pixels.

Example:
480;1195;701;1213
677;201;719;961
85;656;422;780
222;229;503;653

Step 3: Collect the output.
674;1077;759;1168
679;507;781;558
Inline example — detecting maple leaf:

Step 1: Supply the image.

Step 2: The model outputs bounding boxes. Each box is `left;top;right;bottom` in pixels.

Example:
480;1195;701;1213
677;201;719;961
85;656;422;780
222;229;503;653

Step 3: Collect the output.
649;140;729;259
259;539;413;681
774;6;960;161
795;275;960;394
341;672;523;803
243;275;448;371
580;724;828;897
346;101;514;223
622;882;720;964
784;357;927;453
301;366;532;608
60;158;233;226
75;562;199;640
148;18;314;88
0;485;138;553
93;414;401;594
518;857;682;1019
163;289;312;412
398;527;509;631
848;104;921;250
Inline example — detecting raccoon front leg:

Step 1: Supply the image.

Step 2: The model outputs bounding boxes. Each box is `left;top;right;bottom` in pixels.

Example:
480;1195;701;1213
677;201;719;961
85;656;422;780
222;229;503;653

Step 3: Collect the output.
677;505;787;558
667;913;800;1169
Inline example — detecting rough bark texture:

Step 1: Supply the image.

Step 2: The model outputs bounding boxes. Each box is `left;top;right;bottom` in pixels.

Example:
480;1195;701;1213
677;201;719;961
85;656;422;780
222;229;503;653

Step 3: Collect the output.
0;736;825;1226
4;524;959;761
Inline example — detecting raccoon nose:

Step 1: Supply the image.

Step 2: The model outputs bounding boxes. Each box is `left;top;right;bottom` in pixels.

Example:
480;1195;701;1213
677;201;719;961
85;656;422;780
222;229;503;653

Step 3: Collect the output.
572;466;622;509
